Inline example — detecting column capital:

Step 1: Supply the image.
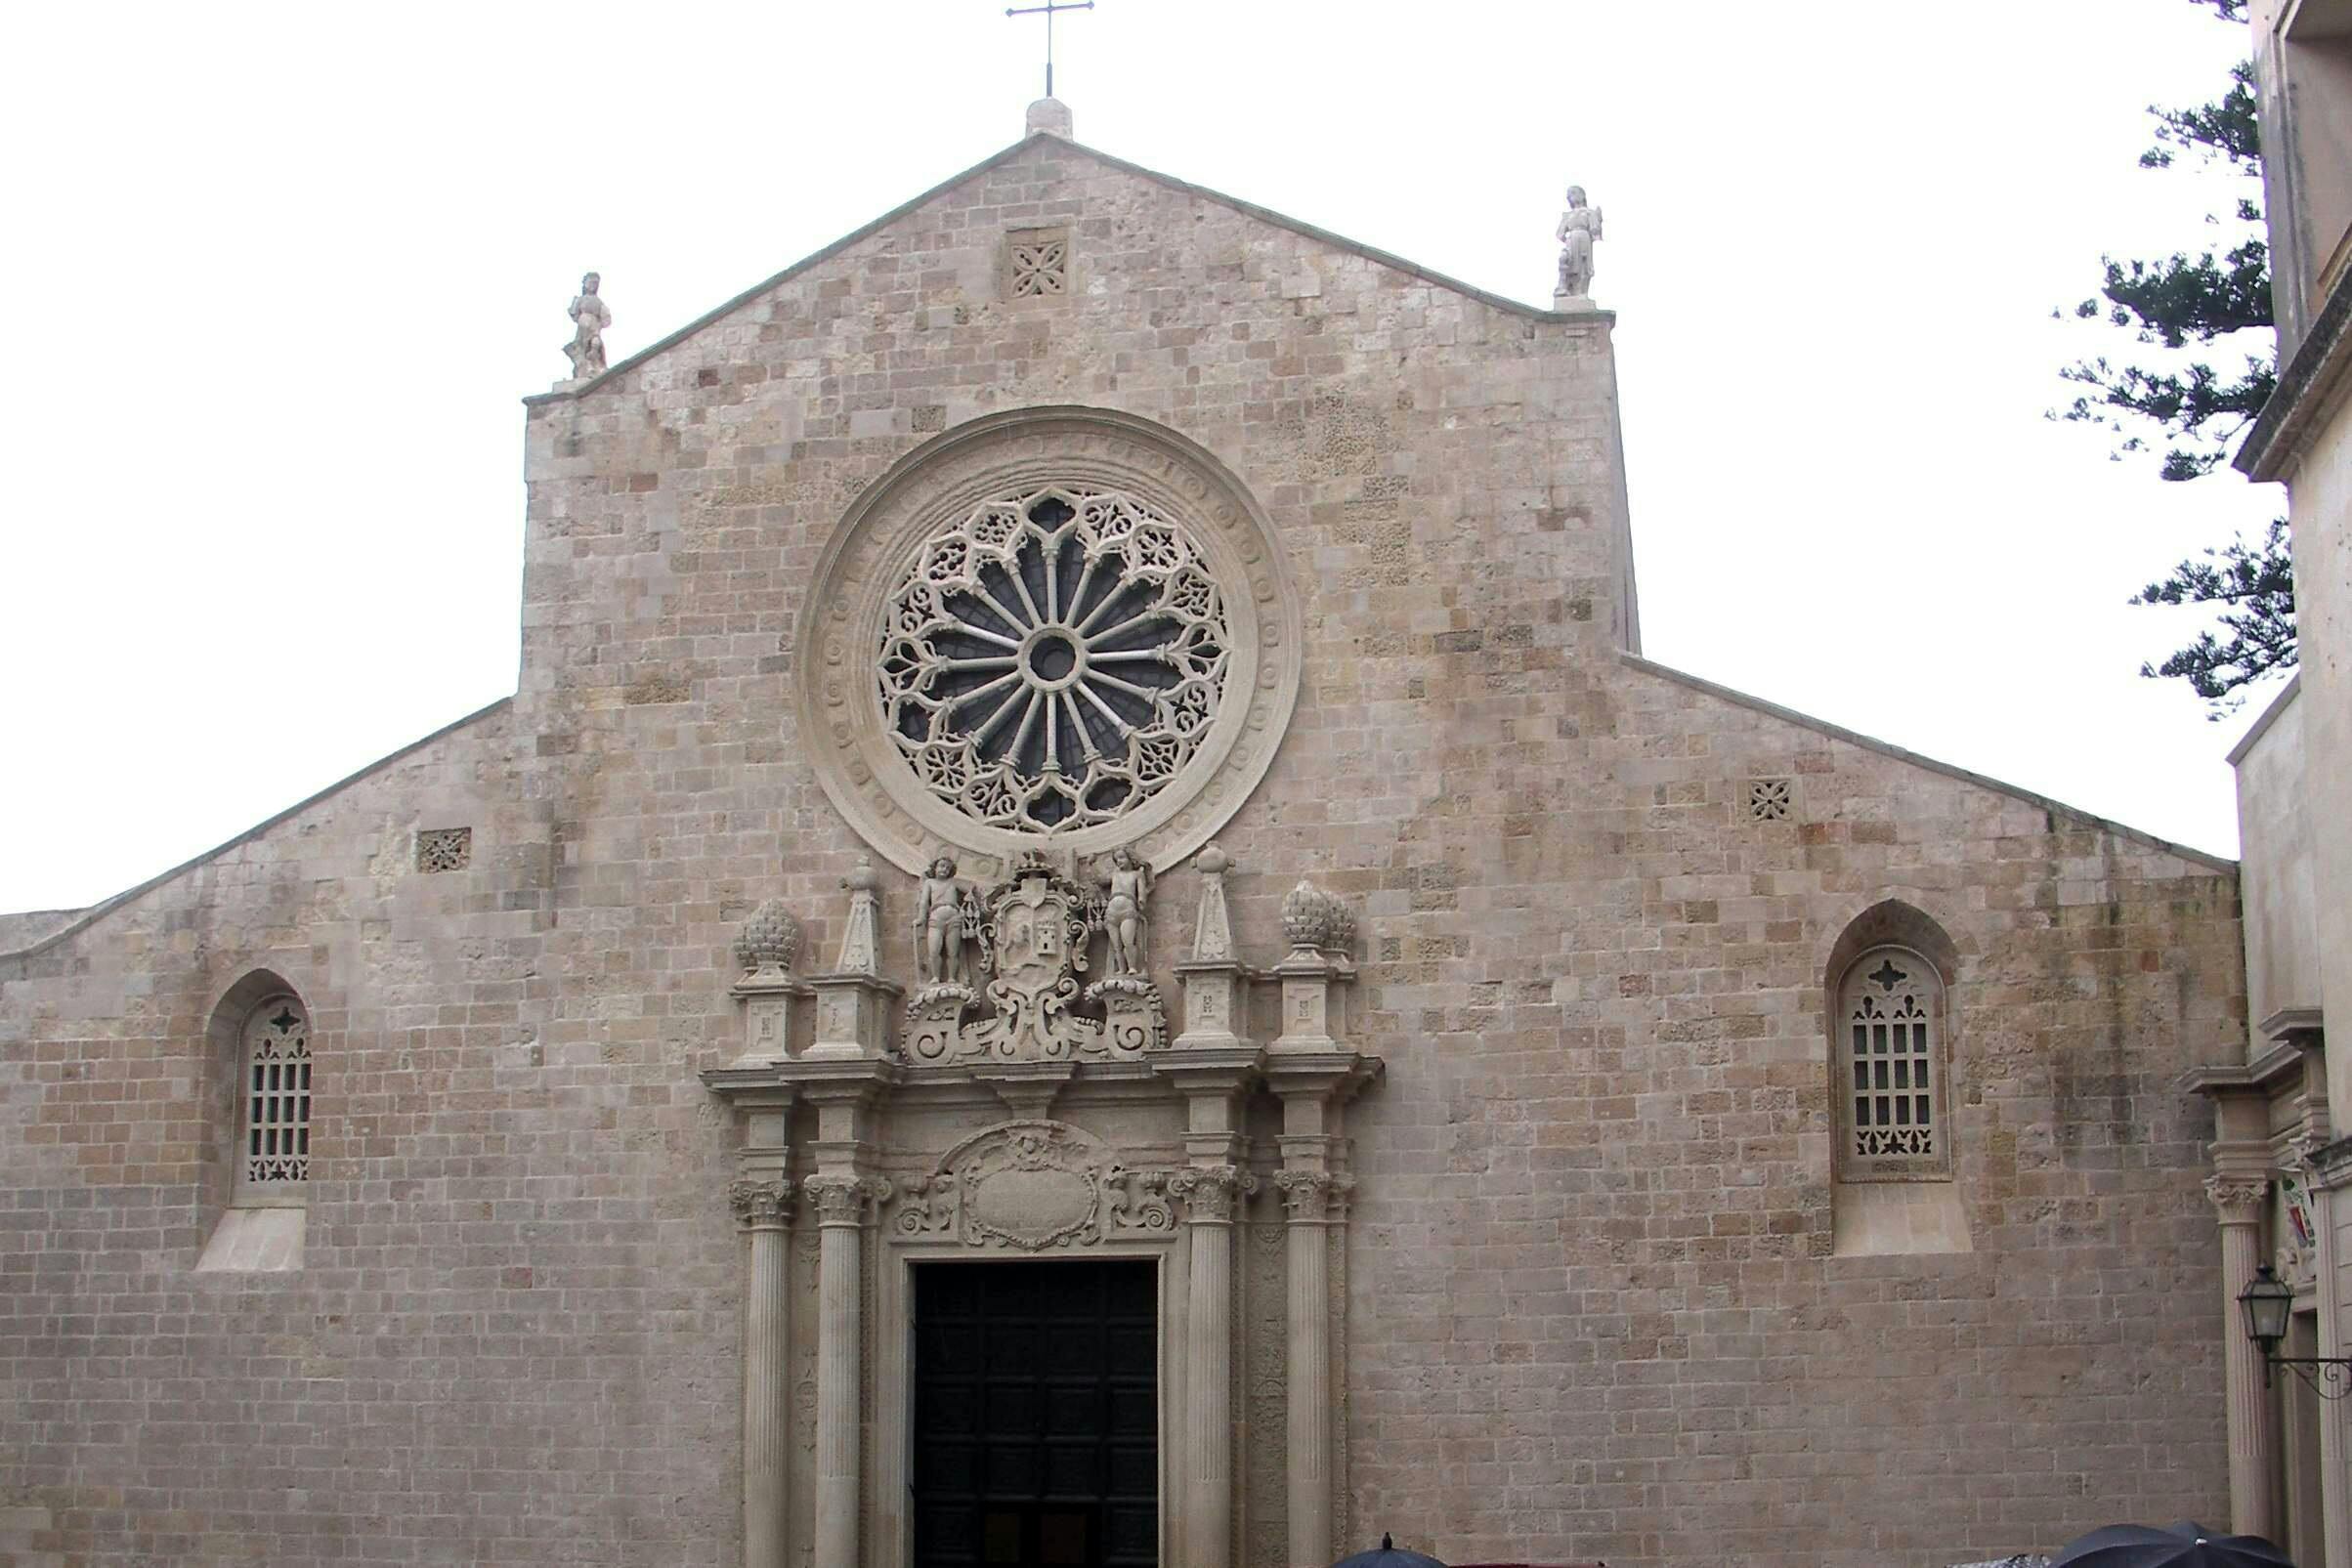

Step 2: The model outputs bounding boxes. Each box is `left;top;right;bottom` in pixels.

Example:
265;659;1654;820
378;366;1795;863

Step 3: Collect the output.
1273;1168;1354;1223
805;1172;892;1227
1170;1164;1257;1224
729;1175;795;1231
2206;1172;2271;1224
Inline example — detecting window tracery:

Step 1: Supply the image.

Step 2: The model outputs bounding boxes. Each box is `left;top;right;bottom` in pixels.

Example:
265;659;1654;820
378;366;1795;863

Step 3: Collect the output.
240;996;311;1190
877;486;1230;834
1836;945;1949;1179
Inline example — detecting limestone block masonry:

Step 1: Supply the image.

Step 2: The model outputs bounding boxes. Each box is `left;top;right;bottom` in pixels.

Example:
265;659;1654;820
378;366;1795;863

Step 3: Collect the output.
0;126;2247;1568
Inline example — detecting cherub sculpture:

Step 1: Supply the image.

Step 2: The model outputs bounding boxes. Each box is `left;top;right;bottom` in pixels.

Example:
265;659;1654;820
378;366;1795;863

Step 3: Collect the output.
912;856;968;988
565;272;610;380
1555;187;1603;301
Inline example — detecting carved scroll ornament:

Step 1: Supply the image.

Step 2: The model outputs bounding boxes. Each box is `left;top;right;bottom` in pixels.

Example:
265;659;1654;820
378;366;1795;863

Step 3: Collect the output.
892;1120;1176;1251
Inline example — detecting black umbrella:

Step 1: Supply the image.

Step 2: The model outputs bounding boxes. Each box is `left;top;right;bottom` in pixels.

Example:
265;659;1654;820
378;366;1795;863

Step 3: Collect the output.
1330;1534;1447;1568
2051;1521;2293;1568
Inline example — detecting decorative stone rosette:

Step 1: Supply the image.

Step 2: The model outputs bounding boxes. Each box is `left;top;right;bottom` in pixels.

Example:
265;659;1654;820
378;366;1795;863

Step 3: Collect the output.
794;408;1303;876
877;487;1230;836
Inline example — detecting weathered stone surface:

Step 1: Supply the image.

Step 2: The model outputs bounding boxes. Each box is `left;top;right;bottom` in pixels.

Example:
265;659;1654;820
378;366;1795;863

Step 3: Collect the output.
0;132;2245;1568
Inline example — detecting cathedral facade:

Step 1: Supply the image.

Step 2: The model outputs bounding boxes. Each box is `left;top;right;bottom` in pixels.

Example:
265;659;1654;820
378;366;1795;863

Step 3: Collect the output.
0;108;2248;1568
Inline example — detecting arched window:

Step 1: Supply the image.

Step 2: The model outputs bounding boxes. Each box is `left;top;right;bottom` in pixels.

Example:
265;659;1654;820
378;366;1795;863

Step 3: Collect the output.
239;996;311;1196
1835;946;1949;1181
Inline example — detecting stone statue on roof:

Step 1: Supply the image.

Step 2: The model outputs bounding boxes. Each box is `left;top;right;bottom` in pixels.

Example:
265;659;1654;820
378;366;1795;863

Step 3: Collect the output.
1555;187;1602;304
564;272;610;381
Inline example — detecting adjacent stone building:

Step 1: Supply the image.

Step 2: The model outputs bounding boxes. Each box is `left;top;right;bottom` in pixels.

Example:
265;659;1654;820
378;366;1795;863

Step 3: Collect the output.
0;101;2249;1568
2190;1;2352;1562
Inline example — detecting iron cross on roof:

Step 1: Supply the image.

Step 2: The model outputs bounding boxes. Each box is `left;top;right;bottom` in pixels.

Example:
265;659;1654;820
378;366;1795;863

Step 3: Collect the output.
1006;0;1093;99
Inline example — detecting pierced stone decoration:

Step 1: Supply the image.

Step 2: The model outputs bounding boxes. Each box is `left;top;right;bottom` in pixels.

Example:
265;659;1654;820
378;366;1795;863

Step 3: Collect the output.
877;486;1230;835
795;407;1304;875
243;999;312;1186
1747;778;1793;822
415;826;472;872
1006;227;1070;297
1840;947;1946;1174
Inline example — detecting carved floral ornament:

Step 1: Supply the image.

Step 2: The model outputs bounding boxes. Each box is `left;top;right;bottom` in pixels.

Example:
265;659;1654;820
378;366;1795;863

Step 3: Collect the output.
793;408;1304;877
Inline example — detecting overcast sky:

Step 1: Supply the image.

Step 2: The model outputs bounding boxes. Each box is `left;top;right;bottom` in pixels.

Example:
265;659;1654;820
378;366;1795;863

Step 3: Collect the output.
0;0;2280;913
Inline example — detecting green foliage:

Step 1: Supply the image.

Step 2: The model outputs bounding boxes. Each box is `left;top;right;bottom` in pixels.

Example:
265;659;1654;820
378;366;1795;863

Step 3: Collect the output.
2056;54;2272;478
2131;520;2298;702
2055;0;2295;708
2142;59;2260;173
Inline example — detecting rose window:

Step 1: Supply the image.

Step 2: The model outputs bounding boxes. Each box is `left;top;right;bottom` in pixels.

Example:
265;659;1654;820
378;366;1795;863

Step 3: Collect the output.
877;487;1230;833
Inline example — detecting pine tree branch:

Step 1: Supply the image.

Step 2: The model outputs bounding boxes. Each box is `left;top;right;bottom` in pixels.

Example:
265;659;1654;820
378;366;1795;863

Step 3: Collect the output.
2130;520;2299;707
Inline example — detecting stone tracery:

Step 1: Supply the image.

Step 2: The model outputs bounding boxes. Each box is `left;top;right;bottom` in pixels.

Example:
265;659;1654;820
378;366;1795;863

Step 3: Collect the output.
877;486;1230;835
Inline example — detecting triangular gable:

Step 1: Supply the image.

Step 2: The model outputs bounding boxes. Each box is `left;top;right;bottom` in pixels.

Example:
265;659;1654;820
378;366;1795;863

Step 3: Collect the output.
528;131;1586;406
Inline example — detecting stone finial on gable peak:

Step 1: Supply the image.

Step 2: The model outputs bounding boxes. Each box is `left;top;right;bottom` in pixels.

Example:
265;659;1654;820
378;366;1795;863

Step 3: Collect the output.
1026;97;1073;139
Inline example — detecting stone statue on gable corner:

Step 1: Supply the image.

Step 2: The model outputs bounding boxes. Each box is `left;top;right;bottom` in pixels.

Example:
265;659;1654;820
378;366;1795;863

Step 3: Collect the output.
564;271;610;380
1555;186;1602;304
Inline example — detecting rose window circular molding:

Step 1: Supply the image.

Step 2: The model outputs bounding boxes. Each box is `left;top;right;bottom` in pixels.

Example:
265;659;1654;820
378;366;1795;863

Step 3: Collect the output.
880;487;1228;834
796;408;1302;877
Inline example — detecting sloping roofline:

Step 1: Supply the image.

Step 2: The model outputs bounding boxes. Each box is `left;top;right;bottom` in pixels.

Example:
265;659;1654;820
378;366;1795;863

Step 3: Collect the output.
0;699;514;969
525;131;1599;407
1622;652;2239;874
2225;670;2301;767
4;659;2233;970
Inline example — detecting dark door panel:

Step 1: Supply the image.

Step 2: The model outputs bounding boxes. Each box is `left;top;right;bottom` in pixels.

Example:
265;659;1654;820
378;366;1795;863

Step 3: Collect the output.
913;1259;1157;1568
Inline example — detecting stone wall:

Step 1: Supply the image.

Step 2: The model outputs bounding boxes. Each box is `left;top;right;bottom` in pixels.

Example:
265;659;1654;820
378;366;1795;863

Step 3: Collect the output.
0;133;2245;1567
2230;678;2318;1039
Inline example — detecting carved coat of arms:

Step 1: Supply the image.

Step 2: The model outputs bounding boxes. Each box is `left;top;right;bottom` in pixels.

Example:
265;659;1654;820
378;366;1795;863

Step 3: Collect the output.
904;850;1166;1065
973;856;1094;1058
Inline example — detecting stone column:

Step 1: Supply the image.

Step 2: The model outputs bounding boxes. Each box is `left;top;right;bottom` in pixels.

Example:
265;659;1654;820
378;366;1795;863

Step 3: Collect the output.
730;1177;794;1568
2306;1153;2352;1568
1173;1164;1252;1568
1273;1167;1346;1568
806;1171;887;1568
2209;1173;2279;1542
